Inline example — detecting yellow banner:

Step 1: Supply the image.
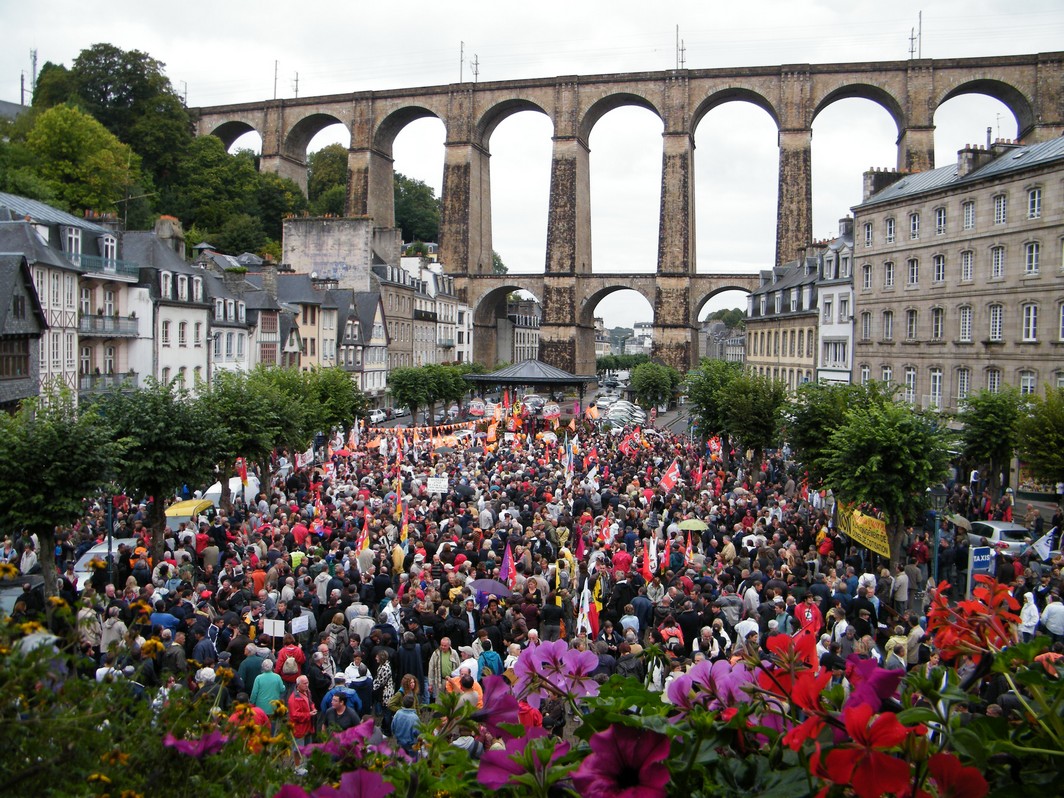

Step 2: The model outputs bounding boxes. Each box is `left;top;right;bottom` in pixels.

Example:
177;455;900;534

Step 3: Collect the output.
837;503;891;559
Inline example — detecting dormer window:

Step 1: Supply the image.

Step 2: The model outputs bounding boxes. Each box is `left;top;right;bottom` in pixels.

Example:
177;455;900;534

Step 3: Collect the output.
192;278;203;302
101;235;117;264
215;299;224;319
177;275;188;301
161;272;173;300
238;302;246;323
226;300;235;320
64;227;82;264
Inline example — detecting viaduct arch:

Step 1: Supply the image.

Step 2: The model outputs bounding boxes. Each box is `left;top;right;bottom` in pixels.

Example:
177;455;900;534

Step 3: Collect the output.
194;52;1064;373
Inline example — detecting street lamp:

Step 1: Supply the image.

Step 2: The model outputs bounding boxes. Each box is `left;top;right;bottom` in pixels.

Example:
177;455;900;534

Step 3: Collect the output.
927;484;949;585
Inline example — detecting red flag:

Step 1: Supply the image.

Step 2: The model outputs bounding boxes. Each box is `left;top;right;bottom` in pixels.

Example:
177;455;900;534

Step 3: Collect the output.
685;531;694;566
503;390;511;409
355;508;371;552
597;516;610;543
641;540;653;582
659;458;681;492
500;542;517;589
236;457;248;486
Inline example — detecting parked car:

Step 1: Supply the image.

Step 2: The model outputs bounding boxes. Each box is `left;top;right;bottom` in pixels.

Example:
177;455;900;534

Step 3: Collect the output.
0;575;44;617
73;538;142;591
966;521;1033;556
392;406;410;419
369;409;387;424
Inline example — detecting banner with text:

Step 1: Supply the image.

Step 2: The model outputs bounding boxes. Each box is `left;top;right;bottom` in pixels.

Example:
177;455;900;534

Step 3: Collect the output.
837;503;891;559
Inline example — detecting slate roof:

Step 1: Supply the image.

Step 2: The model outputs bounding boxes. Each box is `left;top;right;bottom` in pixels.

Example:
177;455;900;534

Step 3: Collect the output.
0;253;46;332
859;135;1064;208
749;256;819;299
0;191;111;234
0;221;80;271
464;359;595;385
121;231;198;276
0;100;28;121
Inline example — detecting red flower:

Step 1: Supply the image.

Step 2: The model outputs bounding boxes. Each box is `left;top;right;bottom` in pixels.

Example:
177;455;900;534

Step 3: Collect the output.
571;725;670;798
927;752;989;798
811;704;916;798
927;575;1019;661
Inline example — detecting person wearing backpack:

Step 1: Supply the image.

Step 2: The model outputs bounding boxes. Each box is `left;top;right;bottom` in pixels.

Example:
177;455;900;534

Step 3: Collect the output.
276;633;305;696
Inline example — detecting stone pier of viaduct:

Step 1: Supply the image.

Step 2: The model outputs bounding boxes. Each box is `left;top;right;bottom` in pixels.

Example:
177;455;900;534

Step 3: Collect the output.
193;52;1064;372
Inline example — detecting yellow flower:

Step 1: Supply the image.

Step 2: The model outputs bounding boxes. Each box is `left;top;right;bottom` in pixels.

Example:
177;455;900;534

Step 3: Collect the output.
215;666;235;684
0;562;18;579
88;557;107;571
87;773;112;784
270;699;287;715
48;596;68;609
100;750;130;766
120;791;143;798
140;639;164;658
18;621;44;635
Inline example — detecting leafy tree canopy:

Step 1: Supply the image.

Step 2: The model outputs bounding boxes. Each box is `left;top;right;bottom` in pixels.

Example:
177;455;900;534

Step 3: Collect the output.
0;387;127;596
721;372;788;461
1017;387;1064;487
630;361;681;408
492;250;508;274
959;388;1024;498
394;173;440;243
684;358;743;436
707;307;746;328
307;143;348;203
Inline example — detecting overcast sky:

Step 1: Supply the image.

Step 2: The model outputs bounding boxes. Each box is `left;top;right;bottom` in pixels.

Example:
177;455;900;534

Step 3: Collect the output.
5;1;1063;328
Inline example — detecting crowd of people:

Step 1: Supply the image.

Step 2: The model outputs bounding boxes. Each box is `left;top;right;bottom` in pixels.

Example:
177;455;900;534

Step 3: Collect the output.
5;405;1064;753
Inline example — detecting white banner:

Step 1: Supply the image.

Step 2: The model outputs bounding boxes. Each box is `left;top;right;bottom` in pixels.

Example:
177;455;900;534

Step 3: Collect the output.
426;477;449;494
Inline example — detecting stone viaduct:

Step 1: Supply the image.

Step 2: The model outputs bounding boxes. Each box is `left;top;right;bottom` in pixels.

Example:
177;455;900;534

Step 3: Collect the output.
193;52;1064;374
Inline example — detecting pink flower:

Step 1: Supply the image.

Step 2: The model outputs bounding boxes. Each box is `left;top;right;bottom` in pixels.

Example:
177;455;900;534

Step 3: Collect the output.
162;730;229;758
274;769;394;798
572;725;670;798
306;717;376;760
513;639;600;708
470;675;520;737
666;659;756;718
843;655;904;715
477;727;570;789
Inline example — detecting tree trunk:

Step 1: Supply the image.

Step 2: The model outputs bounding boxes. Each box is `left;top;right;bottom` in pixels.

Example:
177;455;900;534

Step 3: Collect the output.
38;526;59;599
220;471;233;514
149;499;168;570
889;520;907;568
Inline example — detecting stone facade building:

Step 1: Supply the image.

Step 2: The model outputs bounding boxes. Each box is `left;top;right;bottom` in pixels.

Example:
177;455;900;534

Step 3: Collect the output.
745;255;820;389
852;136;1064;411
815;219;855;384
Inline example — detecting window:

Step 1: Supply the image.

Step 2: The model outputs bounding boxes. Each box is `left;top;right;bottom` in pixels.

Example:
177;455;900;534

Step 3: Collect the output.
862;264;872;289
960;251;973;282
959;306;972;342
882;366;893;384
238;302;246;322
11;294;26;320
991;246;1005;279
910;212;920;240
789;331;795;356
883;311;894;340
962;200;975;230
65;332;74;368
906;309;918;340
929;368;942;409
194;322;202;346
225;332;234;357
103;290;115;316
80;287;91;316
1019;370;1036;396
935;207;946;235
863;223;873;246
65;274;75;308
790;292;798;312
994;194;1007;224
101;235;117;263
51;273;60;306
64;227;82;264
161;367;171;384
213;334;221;358
885;218;895;244
80;346;91;375
161;272;172;299
859;365;870;385
840;256;850;278
161;320;171;346
989;305;1003;342
884;261;895;288
215;299;223;319
1025;242;1040;275
236;333;245;358
177;276;188;300
178;321;188;347
839;297;849;320
823;298;832;322
1022;304;1038;341
860;312;871;340
1028;187;1042;219
931;307;944;340
774;294;781;313
797;330;803;356
0;339;30;379
933;254;945;283
193;278;202;302
807;329;814;357
902;368;916;403
226;300;235;321
1060;304;1064;341
987;368;1001;393
51;331;60;368
957;368;970;403
907;258;919;285
759;297;766;315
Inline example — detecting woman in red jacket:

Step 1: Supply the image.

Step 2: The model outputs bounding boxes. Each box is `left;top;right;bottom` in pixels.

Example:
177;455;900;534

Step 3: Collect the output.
287;675;316;744
276;633;306;696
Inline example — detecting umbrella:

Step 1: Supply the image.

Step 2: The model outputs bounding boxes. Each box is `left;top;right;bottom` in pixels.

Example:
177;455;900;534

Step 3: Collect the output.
468;446;485;455
732;487;752;497
468;578;513;598
947;513;972;531
435;446;455;454
334;448;351;457
678;518;708;531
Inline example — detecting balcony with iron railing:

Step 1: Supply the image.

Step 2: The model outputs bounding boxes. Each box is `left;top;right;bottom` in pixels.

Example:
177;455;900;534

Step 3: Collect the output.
76;254;140;280
79;371;140;394
79;314;139;337
437;338;455;348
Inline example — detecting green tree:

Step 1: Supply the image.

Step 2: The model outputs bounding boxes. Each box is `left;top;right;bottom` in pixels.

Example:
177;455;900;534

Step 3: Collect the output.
959;388;1024;499
721;373;788;462
31;62;77;108
158;137;260;232
254;171;308;241
784;380;895;486
303;367;368;433
708;307;746;328
25;104;143;215
685;359;743;436
630;361;680;408
214;213;267;255
394;173;440;243
387;366;430;422
96;380;222;565
311;184;347;217
1017;386;1064;488
0;388;126;597
492;250;508;275
307;143;348;203
822;400;951;563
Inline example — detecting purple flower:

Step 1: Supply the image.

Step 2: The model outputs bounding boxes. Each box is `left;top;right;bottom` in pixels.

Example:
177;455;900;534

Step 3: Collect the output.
306;718;376;760
477;727;570;789
470;675;520;737
572;725;670;798
844;655;904;714
273;770;394;798
163;730;229;758
666;659;757;718
513;640;600;708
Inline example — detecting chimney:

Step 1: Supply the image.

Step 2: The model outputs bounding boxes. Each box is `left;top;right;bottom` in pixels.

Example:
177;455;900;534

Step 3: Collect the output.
153;215;186;259
222;270;245;294
990;138;1022;158
838;216;854;239
258;262;279;300
862;167;907;201
956;144;995;178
